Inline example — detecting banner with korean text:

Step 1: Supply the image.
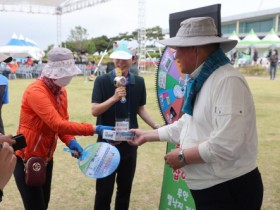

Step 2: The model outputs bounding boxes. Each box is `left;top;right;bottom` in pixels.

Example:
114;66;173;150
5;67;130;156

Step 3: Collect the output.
159;143;196;210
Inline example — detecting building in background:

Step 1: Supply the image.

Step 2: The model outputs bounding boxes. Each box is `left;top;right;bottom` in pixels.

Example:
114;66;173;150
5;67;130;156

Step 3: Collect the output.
222;7;280;39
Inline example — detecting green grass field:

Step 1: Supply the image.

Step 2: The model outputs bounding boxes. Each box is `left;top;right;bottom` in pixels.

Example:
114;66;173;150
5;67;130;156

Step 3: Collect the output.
1;73;280;210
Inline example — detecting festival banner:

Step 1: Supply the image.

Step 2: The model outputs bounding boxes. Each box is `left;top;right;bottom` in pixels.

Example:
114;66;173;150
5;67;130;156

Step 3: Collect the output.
159;143;196;210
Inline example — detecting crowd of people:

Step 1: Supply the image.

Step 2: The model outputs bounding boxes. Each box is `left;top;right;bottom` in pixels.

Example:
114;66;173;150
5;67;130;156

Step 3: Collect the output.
229;47;279;80
0;16;265;210
0;56;37;79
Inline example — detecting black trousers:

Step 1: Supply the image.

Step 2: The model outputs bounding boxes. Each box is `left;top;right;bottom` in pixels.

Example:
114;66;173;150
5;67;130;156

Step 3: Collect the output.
94;143;137;210
191;168;263;210
13;156;53;210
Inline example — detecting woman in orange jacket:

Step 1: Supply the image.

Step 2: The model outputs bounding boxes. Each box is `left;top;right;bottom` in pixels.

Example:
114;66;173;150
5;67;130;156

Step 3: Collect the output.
13;47;109;210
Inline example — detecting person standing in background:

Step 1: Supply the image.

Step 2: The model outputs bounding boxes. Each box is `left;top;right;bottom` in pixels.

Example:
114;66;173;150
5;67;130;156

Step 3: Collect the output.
2;58;18;79
7;59;19;74
24;56;33;67
252;48;258;65
269;49;278;80
91;40;160;210
129;55;139;75
0;55;17;204
0;54;12;134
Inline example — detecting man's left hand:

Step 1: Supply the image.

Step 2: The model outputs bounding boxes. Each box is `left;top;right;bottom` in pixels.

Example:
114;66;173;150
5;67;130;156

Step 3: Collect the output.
164;148;186;170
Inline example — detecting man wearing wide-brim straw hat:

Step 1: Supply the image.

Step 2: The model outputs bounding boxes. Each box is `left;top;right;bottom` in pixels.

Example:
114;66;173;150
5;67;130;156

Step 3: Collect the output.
128;17;263;210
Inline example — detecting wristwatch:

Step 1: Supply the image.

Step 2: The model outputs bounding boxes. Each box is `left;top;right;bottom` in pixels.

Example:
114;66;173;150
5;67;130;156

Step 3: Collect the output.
178;149;186;164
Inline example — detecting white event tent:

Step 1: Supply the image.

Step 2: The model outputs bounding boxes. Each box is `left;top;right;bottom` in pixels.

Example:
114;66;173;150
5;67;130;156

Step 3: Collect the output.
259;28;280;48
0;33;45;60
236;28;280;49
236;29;260;49
228;31;241;42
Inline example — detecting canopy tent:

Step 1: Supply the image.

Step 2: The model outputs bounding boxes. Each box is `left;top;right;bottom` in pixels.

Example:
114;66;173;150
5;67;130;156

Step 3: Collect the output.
242;29;260;42
258;28;280;48
236;29;260;49
0;33;45;60
233;28;280;66
228;30;241;42
263;28;280;41
236;28;280;49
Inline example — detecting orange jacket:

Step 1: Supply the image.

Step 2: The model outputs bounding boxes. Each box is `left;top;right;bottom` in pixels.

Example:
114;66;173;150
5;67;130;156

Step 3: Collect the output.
16;80;94;161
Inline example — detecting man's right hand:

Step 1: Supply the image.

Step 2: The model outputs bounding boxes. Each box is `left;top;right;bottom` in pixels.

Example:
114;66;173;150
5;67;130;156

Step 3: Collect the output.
113;87;126;102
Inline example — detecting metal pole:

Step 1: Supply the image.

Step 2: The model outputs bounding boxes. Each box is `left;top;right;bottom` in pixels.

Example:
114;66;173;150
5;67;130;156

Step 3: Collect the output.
56;7;62;47
93;40;112;75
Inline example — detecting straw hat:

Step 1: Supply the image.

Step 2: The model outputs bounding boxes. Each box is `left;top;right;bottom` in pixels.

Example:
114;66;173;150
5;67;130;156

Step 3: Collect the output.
159;17;237;53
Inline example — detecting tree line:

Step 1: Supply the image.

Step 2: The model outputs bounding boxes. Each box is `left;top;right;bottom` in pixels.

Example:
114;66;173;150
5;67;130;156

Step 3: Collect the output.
45;25;164;57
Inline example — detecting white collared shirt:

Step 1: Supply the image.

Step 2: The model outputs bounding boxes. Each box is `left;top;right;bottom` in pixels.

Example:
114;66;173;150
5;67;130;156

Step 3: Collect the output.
158;64;258;190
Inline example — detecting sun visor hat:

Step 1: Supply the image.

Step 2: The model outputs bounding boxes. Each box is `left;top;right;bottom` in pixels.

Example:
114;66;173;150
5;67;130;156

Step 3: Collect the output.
110;40;138;60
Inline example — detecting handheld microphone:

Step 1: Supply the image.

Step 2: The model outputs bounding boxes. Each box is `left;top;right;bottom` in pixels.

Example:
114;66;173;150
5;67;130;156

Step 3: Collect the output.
114;68;126;103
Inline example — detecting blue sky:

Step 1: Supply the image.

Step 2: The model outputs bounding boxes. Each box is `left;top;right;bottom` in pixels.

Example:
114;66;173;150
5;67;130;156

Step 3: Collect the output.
1;0;280;50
